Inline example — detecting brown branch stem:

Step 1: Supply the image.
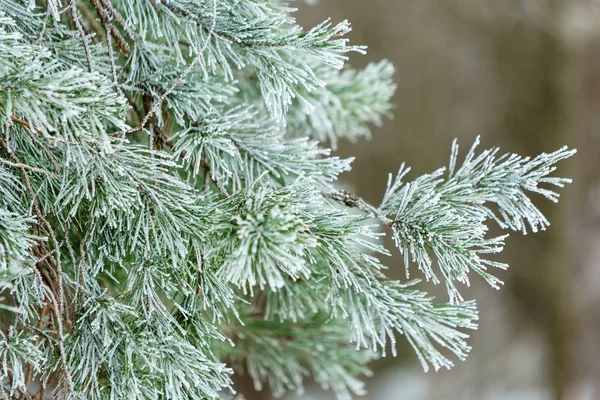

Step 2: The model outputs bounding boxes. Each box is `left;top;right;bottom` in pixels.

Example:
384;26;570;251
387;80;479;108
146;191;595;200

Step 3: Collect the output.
323;190;394;226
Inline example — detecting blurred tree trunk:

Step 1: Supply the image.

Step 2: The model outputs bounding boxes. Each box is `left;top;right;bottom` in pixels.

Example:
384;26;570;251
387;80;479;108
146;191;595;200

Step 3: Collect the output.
485;2;579;399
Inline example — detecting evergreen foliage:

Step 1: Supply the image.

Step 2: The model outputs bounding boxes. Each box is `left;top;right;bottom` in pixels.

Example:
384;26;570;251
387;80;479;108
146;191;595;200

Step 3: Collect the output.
0;0;574;398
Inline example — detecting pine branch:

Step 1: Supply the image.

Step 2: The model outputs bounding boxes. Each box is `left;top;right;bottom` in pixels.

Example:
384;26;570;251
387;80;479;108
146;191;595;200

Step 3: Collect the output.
0;5;576;399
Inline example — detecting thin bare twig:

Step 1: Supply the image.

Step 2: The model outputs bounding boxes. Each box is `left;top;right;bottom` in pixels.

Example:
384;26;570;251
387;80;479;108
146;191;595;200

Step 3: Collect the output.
112;0;219;137
36;275;73;394
105;21;119;83
89;0;128;86
211;175;230;198
0;158;58;178
23;302;50;389
199;161;230;198
39;216;66;317
35;244;62;264
161;135;230;198
108;24;131;55
77;1;105;43
100;0;137;42
0;138;43;224
70;0;94;72
10;116;50;140
10;115;95;146
76;228;90;305
36;6;51;43
0;139;67;323
2;136;70;394
21;127;61;171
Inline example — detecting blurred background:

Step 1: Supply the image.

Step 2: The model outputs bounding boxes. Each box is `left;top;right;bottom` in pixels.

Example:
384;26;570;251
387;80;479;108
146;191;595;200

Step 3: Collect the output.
281;1;597;399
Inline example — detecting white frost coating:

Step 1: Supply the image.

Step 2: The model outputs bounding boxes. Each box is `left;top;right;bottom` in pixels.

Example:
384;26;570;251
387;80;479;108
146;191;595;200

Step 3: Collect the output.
380;136;576;303
0;3;575;399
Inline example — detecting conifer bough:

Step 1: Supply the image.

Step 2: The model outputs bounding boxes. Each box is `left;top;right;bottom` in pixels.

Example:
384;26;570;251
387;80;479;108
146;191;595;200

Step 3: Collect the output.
0;1;575;399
